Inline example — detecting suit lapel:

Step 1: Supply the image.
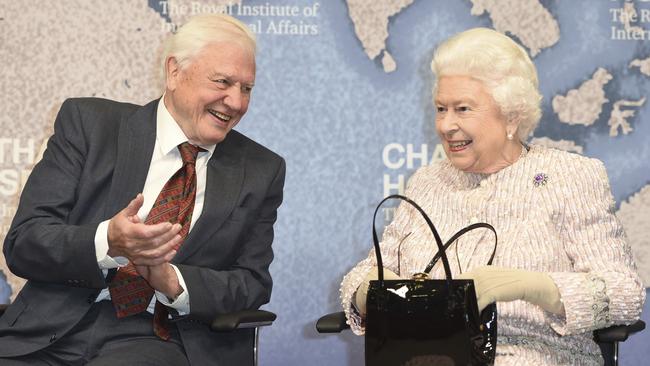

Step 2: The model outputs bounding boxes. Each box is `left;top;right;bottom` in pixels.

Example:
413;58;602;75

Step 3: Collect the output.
104;100;158;217
104;99;245;262
173;133;246;262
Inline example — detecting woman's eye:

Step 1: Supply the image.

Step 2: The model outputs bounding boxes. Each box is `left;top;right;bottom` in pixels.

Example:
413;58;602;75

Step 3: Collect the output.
457;106;470;112
436;106;446;113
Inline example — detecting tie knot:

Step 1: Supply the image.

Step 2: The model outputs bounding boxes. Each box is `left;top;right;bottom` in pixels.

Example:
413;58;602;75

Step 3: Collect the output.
178;142;203;165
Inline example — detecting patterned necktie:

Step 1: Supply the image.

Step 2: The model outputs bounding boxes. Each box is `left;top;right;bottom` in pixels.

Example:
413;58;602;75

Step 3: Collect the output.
109;142;203;340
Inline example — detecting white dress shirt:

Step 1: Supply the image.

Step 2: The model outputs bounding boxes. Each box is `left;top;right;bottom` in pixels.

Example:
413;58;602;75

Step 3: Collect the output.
93;97;215;315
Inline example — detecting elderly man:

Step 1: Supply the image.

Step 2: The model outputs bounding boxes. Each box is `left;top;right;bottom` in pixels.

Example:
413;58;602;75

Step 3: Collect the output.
0;14;285;366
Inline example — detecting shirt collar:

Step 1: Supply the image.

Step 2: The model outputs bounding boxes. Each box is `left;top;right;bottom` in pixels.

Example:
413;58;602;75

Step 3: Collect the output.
156;96;217;157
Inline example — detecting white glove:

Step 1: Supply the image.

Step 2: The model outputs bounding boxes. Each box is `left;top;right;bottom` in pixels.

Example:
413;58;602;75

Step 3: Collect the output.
457;266;564;315
353;267;401;316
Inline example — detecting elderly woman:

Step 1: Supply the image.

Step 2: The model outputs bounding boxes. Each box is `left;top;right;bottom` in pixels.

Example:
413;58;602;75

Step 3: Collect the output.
340;28;645;365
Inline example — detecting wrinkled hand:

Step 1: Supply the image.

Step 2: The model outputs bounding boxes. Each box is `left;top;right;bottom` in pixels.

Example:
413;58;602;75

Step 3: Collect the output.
354;267;401;316
114;199;183;299
135;262;183;300
107;194;182;266
457;266;564;315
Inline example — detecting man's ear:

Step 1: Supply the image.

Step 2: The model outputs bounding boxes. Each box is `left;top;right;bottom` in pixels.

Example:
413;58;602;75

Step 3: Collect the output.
165;57;181;91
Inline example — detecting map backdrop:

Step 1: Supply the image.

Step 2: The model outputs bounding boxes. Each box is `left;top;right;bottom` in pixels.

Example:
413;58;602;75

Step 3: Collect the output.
1;0;649;364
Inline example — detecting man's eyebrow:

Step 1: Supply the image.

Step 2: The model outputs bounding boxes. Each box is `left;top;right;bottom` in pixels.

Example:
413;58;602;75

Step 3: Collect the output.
209;72;255;86
208;72;231;79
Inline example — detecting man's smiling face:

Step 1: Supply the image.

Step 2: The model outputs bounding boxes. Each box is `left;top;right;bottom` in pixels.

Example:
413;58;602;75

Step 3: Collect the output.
164;41;256;146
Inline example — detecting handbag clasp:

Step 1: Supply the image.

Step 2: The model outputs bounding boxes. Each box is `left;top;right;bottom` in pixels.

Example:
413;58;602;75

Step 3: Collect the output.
411;273;429;281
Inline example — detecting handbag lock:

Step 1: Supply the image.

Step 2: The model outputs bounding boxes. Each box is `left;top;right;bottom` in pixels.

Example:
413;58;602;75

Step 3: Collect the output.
411;273;428;281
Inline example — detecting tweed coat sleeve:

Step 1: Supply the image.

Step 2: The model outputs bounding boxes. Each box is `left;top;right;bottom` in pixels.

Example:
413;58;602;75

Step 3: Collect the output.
547;158;645;335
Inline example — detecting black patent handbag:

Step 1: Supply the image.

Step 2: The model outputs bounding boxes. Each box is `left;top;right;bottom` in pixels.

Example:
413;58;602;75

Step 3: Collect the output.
365;195;498;366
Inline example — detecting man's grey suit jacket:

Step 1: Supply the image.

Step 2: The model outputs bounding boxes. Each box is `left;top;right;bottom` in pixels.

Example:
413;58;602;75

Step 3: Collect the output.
0;97;286;365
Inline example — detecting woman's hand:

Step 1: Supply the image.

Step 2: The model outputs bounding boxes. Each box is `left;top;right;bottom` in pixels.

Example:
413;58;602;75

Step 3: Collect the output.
458;266;565;315
353;267;401;316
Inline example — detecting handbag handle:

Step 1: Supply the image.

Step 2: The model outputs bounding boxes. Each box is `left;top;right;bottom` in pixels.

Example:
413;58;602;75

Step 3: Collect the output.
372;195;453;289
423;223;498;275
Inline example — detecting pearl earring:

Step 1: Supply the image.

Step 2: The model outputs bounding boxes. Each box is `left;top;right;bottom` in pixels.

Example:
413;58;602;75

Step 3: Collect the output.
507;132;513;140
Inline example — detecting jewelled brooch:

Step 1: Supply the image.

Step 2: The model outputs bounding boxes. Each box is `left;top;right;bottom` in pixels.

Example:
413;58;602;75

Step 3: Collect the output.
533;173;548;187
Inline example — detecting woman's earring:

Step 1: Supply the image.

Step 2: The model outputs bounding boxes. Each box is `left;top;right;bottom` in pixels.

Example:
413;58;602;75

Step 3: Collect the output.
507;132;514;140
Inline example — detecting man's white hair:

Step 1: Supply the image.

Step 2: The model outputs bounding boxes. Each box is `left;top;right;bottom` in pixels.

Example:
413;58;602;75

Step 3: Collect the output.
161;14;256;79
431;28;542;141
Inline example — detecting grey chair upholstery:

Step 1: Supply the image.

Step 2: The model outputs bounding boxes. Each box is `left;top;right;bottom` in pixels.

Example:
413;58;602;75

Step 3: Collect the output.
0;304;276;366
316;311;645;366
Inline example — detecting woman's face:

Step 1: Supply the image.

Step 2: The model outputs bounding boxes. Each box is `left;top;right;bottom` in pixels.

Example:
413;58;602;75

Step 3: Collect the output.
434;75;517;174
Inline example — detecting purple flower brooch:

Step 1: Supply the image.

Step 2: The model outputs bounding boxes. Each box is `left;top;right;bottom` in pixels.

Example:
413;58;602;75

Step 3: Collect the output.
533;173;548;187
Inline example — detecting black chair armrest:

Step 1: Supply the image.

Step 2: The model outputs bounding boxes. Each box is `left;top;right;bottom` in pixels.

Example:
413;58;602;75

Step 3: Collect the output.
210;309;276;332
594;320;646;343
316;311;350;333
